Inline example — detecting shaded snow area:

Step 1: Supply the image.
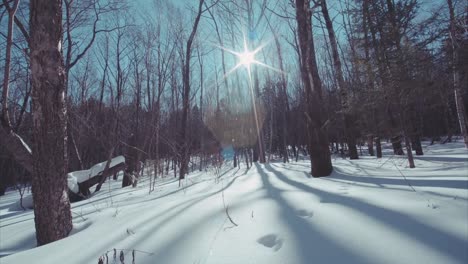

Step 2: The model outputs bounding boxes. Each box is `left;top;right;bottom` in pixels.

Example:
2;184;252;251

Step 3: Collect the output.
1;143;467;264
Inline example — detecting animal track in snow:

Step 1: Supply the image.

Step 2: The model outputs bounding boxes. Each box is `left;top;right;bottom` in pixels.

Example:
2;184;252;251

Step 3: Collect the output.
257;234;283;251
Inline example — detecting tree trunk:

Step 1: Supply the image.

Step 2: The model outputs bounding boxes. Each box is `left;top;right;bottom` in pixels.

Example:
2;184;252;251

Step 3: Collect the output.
233;149;238;168
404;135;415;168
295;0;333;177
367;135;375;156
375;137;382;158
321;0;358;160
29;0;73;245
1;0;20;130
122;135;139;188
179;0;205;181
411;135;424;156
391;136;404;155
447;0;468;148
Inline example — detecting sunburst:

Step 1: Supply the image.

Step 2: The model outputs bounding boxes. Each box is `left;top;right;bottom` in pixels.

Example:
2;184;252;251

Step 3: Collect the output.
213;33;285;159
215;34;284;82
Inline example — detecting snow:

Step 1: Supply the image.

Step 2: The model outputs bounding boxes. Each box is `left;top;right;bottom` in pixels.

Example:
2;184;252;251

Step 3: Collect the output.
15;133;32;154
66;156;125;193
0;142;467;264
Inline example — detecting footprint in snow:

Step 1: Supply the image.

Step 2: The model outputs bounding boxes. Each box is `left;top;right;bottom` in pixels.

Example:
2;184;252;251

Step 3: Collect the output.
296;209;314;219
257;234;283;251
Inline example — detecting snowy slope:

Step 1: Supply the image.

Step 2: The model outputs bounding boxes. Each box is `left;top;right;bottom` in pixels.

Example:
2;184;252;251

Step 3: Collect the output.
0;142;467;264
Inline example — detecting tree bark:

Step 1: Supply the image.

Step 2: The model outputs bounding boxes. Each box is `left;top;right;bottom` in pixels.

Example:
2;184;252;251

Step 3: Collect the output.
404;135;415;168
320;0;358;160
411;135;424;156
1;0;20;130
179;0;205;181
29;0;73;245
447;0;468;148
295;0;333;177
375;137;382;158
391;136;405;155
367;135;374;156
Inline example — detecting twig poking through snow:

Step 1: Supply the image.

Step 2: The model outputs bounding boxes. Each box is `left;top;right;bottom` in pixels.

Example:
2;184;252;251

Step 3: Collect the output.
120;250;124;264
222;183;238;228
224;205;238;228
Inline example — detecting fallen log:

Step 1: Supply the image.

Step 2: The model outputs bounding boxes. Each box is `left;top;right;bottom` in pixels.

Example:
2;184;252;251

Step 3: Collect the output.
67;156;126;202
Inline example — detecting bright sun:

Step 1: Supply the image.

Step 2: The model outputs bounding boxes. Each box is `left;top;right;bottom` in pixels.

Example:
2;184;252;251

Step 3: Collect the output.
213;34;284;81
238;51;255;67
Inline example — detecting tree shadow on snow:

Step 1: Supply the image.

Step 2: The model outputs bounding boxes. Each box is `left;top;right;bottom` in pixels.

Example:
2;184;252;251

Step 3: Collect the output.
256;163;374;264
78;168;250;263
332;164;468;190
413;155;468;164
264;164;468;264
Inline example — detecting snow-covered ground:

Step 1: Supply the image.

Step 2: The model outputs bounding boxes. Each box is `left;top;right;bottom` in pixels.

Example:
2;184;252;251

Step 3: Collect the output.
1;142;467;264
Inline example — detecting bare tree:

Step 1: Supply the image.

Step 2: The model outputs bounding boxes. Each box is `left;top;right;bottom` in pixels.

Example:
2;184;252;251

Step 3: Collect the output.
447;0;468;148
0;0;33;174
319;0;358;160
29;0;73;245
179;0;219;181
295;0;332;177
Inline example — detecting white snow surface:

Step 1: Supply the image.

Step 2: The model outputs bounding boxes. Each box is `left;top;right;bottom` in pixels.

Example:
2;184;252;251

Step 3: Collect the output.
67;156;125;193
1;142;467;264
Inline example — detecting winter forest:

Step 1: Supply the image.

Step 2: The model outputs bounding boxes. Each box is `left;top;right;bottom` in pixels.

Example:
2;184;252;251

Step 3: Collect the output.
0;0;467;263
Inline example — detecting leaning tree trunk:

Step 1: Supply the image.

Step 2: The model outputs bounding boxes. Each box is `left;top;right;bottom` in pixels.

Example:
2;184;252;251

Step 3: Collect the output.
295;0;333;177
29;0;73;245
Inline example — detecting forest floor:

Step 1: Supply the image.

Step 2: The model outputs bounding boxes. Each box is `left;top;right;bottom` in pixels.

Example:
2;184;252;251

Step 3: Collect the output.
0;142;467;264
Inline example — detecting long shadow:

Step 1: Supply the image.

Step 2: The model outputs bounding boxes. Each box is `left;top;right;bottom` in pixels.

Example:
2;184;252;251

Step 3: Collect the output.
71;169;227;211
319;176;468;202
255;163;373;264
4;167;248;262
0;232;36;258
2;167;244;250
122;192;262;264
119;164;369;264
78;168;250;263
265;164;468;263
115;166;244;209
79;168;247;224
0;210;29;221
332;166;468;190
414;156;468;163
0;214;34;228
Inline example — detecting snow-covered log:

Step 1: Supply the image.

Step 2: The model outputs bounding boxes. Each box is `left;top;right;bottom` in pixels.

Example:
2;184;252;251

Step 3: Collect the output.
67;156;125;201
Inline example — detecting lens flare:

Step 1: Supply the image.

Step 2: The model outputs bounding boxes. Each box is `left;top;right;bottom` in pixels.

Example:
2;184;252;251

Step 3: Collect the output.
209;33;286;151
238;51;255;67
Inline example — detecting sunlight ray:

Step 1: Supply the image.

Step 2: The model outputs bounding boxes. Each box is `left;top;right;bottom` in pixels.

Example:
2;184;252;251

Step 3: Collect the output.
252;61;286;74
213;44;241;57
